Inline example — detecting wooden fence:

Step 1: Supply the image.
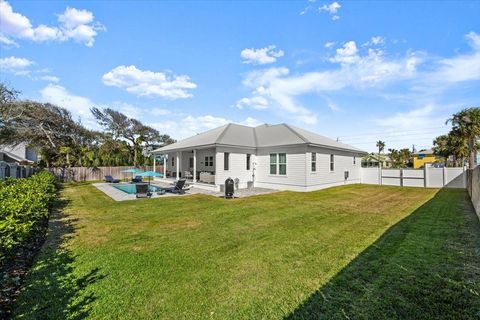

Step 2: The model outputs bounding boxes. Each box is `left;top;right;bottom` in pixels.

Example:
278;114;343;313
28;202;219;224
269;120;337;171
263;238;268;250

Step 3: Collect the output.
47;166;165;182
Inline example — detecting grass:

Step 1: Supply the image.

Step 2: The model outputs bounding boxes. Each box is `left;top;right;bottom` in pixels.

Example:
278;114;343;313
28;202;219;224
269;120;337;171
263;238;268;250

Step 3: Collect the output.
12;184;480;319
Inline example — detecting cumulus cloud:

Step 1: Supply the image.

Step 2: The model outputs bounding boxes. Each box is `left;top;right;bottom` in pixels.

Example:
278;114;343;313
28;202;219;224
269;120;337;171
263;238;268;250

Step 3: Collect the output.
240;45;284;65
0;56;34;74
0;0;104;47
319;1;341;20
102;65;197;99
235;96;269;110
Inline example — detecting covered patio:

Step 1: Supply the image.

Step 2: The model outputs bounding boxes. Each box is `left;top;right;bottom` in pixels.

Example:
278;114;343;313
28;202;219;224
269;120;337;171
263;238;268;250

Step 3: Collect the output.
152;146;218;191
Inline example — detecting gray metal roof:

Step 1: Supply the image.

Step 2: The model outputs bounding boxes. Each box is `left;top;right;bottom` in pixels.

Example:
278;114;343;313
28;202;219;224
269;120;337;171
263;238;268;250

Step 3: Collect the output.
153;123;364;153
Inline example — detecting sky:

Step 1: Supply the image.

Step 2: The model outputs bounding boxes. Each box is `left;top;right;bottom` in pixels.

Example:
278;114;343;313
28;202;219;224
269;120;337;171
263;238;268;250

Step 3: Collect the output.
1;0;479;152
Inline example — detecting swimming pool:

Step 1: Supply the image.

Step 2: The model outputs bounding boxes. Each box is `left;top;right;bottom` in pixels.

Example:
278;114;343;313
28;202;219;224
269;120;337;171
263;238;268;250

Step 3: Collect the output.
113;184;161;194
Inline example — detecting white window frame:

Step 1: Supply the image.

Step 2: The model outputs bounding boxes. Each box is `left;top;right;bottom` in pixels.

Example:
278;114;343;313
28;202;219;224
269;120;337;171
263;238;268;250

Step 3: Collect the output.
311;152;316;172
270;153;287;176
330;154;334;172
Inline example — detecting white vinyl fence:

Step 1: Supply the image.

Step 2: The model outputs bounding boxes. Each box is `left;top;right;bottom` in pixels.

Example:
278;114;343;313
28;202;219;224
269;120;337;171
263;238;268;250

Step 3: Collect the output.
361;166;466;189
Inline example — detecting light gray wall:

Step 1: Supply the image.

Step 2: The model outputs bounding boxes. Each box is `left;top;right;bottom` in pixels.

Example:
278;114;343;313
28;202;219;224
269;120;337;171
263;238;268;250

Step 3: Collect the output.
215;146;255;188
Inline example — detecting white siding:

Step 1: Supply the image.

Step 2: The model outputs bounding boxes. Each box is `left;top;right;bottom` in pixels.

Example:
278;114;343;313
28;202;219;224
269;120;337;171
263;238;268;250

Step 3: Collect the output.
305;147;361;190
254;146;307;191
215;147;255;189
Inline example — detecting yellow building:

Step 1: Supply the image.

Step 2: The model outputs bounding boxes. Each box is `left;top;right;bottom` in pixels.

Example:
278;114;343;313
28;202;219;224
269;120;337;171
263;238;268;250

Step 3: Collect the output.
412;149;444;168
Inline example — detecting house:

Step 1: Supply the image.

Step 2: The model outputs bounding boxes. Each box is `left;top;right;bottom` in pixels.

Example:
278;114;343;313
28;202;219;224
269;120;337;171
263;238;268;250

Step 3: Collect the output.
151;123;365;192
361;153;392;168
412;149;444;169
0;143;38;164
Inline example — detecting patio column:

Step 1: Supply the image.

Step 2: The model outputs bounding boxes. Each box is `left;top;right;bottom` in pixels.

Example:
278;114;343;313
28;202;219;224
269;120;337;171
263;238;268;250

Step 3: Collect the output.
163;154;167;180
193;149;197;183
176;152;180;179
153;155;156;173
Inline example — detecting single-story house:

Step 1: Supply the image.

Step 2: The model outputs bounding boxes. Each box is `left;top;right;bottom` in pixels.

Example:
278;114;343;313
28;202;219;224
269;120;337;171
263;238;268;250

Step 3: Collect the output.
152;123;365;192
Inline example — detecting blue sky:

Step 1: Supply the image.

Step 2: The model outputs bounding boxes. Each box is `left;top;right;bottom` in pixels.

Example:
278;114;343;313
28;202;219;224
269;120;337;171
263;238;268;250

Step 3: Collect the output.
1;0;479;152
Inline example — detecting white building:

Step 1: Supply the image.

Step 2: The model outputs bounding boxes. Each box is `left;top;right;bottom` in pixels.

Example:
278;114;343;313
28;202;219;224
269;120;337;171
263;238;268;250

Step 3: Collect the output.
152;123;365;192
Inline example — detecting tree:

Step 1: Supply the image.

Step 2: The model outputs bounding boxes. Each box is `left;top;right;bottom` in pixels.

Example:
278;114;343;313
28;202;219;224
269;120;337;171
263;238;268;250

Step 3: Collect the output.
447;107;480;168
91;107;174;166
388;148;412;168
376;140;385;155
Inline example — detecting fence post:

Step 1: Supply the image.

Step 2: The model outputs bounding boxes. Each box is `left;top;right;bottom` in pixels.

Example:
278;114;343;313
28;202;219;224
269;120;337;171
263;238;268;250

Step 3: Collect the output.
379;164;382;185
400;169;403;187
443;166;447;187
424;165;428;188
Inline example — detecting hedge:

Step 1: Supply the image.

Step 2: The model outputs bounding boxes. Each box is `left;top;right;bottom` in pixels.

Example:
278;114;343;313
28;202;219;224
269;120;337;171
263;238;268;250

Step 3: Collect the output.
0;171;57;263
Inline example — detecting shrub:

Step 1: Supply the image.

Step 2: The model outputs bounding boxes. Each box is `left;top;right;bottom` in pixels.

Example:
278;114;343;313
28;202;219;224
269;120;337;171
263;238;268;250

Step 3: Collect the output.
0;171;57;263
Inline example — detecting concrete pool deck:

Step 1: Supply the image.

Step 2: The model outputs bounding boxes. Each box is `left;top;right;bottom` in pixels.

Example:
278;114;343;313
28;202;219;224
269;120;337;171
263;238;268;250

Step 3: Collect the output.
93;182;277;201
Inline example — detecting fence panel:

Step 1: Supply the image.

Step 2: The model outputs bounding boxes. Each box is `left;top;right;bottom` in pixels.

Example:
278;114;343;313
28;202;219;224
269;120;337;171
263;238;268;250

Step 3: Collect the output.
361;167;466;189
382;169;401;186
403;169;425;187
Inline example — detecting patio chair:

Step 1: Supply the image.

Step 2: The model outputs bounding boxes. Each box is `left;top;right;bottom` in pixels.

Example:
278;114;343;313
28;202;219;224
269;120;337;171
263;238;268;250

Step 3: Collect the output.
104;175;121;183
131;175;143;183
135;184;152;198
160;179;187;194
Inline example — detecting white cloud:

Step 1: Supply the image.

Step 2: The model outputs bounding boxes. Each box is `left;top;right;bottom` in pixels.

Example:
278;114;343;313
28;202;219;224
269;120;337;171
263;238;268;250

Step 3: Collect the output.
39;84;98;128
374;104;435;129
426;31;480;84
0;56;34;74
0;0;104;47
39;75;60;83
240;45;284;65
319;1;341;20
150;115;262;140
102;65;197;99
324;41;335;49
235;96;269;110
331;41;359;63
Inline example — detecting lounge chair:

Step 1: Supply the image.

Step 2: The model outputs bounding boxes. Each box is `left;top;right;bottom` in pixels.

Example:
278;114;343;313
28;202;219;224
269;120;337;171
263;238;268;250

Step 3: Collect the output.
135;184;152;198
159;179;187;194
104;175;121;183
131;175;143;183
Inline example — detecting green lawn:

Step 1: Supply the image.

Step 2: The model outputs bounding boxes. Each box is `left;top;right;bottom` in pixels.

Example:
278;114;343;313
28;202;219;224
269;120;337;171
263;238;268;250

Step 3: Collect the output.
12;184;480;319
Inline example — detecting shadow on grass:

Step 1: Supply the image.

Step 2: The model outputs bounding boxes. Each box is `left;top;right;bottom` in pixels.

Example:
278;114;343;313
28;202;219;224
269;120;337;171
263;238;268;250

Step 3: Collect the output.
286;189;480;319
12;196;106;320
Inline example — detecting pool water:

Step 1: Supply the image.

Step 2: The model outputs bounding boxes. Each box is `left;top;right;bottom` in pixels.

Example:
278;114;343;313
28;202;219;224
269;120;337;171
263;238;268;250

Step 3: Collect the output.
113;184;160;194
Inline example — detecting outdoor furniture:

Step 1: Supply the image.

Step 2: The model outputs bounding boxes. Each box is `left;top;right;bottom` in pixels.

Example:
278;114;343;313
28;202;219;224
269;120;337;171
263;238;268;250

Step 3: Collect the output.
135;184;152;198
199;172;215;184
184;171;193;180
104;175;121;183
131;175;143;183
160;179;187;194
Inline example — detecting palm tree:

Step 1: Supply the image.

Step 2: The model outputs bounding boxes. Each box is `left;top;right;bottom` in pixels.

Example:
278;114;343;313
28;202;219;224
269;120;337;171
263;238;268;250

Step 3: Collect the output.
376;140;385;154
447;107;480;168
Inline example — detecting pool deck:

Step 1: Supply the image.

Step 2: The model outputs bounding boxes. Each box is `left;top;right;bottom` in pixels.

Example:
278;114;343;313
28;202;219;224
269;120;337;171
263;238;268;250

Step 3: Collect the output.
93;182;277;201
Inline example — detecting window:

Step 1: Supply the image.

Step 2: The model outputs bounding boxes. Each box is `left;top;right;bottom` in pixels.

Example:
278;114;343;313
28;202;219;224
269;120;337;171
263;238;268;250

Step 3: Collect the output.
209;156;214;166
224;152;229;170
270;153;287;175
246;154;251;170
270;153;277;174
205;156;209;166
330;154;334;172
189;157;194;168
311;152;316;172
279;153;287;175
172;157;175;166
353;156;356;165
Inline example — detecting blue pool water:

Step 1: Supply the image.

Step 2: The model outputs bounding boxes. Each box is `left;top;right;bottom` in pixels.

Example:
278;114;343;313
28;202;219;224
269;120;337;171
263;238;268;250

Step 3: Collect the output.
113;184;160;194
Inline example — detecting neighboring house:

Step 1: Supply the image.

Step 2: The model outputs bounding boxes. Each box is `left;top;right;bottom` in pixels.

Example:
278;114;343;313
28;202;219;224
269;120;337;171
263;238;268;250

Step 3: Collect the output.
0;143;38;164
412;149;444;168
152;123;365;192
361;153;392;168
